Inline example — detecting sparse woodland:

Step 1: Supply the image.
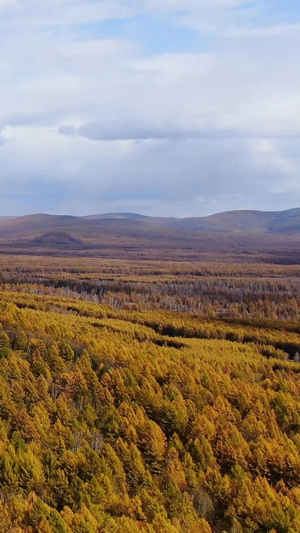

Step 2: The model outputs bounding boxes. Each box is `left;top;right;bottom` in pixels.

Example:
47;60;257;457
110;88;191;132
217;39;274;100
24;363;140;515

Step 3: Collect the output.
0;256;299;531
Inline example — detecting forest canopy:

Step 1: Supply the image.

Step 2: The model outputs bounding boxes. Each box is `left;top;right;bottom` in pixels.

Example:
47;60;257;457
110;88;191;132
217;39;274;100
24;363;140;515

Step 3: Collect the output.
0;256;298;532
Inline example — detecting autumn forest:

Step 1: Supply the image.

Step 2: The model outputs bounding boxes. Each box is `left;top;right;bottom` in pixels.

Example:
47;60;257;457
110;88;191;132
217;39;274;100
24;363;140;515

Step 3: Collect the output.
0;254;299;532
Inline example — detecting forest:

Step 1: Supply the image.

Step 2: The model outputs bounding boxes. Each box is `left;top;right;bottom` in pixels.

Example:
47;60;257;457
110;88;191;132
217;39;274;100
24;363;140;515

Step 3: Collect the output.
0;255;299;532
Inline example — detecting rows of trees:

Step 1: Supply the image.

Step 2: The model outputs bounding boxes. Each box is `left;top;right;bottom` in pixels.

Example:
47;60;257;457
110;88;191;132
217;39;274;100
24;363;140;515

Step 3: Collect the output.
1;256;300;322
0;278;298;531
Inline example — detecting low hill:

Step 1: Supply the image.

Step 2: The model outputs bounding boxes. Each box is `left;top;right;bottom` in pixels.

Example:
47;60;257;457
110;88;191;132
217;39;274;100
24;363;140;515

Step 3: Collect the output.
78;209;283;233
83;208;300;234
83;213;151;221
268;208;300;233
0;214;79;236
155;210;278;233
31;231;84;248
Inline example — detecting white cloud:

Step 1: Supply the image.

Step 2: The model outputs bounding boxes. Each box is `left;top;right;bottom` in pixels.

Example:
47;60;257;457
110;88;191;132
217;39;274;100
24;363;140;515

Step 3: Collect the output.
224;23;300;38
0;0;299;215
130;0;256;15
0;0;17;9
0;1;134;31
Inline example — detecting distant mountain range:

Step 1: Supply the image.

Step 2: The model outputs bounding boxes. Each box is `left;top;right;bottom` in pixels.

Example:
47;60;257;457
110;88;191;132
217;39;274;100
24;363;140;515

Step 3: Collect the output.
1;208;300;262
1;208;300;237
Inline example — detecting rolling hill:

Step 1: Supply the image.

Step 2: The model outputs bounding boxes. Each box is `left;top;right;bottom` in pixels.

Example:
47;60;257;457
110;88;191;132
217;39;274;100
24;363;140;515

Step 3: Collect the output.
1;209;300;238
1;208;300;262
81;208;300;234
151;210;278;233
32;231;84;248
268;208;300;233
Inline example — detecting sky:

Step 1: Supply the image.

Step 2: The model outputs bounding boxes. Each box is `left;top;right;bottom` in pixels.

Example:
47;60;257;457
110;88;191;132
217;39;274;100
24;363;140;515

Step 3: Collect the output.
0;0;300;217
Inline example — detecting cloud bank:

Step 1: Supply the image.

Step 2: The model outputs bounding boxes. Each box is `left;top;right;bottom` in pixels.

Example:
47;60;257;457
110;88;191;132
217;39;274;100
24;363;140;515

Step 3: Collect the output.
0;0;299;216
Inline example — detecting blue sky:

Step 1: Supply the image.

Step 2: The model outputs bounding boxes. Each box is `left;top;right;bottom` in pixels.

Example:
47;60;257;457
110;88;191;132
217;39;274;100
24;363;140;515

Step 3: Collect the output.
83;17;203;55
0;0;300;216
